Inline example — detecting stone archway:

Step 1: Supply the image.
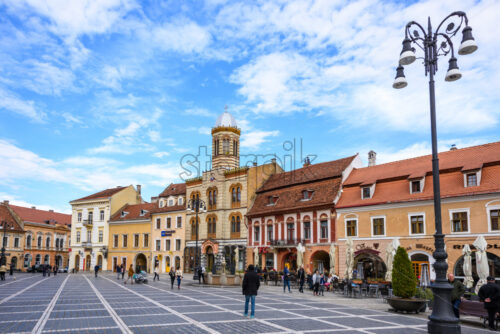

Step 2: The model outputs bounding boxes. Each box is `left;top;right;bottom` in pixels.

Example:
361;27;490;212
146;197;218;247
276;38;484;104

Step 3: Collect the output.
97;255;103;269
85;255;91;271
311;250;330;274
135;253;147;273
282;252;297;272
206;246;215;273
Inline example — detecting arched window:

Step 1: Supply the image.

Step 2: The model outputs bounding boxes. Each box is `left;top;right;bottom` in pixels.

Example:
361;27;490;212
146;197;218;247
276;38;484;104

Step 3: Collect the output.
44;254;50;264
190;218;198;240
230;214;241;238
230;184;242;208
286;217;295;241
207;216;217;239
26;235;32;248
46;237;51;249
223;139;229;154
37;236;42;248
207;187;217;210
190;191;200;202
233;140;238;157
35;254;41;265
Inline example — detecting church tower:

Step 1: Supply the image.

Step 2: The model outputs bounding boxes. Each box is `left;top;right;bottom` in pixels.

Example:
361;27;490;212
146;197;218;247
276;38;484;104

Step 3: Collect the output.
212;106;240;170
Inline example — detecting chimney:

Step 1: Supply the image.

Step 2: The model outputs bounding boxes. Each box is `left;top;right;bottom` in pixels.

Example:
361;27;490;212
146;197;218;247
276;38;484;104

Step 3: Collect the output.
450;144;457;151
303;156;311;167
31;206;36;209
2;200;8;205
49;209;54;212
252;161;257;167
368;150;377;167
137;185;141;195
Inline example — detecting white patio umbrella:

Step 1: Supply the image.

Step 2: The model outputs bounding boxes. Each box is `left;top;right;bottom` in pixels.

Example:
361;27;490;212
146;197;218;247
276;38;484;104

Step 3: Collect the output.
234;247;239;272
296;243;305;268
462;244;474;289
473;236;489;294
345;237;354;280
253;247;259;267
385;238;400;282
420;263;430;287
329;243;336;275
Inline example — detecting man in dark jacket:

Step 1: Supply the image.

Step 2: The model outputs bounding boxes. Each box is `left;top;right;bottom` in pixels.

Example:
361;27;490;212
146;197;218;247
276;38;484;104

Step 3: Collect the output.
242;264;260;319
478;276;500;330
448;273;465;318
298;266;305;293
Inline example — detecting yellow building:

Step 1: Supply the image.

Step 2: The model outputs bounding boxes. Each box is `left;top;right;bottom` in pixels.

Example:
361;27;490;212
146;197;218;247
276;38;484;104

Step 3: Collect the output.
107;202;156;273
151;183;186;273
336;142;500;282
69;185;142;272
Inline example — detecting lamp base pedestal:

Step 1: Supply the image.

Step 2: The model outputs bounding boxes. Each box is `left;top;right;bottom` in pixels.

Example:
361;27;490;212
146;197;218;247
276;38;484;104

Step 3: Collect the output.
427;281;460;334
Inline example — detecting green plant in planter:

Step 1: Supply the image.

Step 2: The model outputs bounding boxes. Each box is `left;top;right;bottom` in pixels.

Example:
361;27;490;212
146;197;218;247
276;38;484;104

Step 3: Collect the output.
392;246;417;298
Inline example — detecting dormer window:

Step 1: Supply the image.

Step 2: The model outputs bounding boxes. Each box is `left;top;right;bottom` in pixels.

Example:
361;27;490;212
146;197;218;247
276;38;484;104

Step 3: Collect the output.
466;173;477;187
301;190;314;201
362;187;371;199
168;199;174;206
267;196;278;206
140;209;148;216
178;197;183;205
411;180;421;193
121;211;128;218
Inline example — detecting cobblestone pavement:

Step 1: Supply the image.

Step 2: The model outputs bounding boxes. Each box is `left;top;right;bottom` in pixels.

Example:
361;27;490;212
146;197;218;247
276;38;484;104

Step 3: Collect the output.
0;273;491;334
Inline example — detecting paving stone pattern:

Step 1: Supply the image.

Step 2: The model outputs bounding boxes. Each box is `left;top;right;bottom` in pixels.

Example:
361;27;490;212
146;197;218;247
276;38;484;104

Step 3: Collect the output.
0;273;491;334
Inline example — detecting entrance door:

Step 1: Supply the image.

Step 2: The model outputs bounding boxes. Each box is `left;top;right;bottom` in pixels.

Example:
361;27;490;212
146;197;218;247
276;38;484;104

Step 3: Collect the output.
97;255;103;269
75;255;80;271
85;255;91;271
113;257;118;272
11;256;17;269
135;254;147;272
206;246;214;273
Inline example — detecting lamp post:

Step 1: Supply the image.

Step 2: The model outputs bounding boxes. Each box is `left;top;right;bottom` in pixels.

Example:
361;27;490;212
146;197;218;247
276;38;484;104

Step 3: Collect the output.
187;198;206;281
1;221;12;266
393;12;477;334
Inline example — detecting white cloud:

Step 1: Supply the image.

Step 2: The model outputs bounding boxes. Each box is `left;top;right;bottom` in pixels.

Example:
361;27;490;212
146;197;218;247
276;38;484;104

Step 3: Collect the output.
61;112;83;125
0;89;45;122
184;108;215;117
241;130;280;150
153;151;170;158
150;19;212;54
0;192;70;214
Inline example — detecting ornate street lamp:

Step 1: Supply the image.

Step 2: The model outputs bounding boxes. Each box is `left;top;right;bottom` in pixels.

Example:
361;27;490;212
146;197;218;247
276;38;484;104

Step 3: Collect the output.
393;12;477;333
186;198;206;281
1;221;13;266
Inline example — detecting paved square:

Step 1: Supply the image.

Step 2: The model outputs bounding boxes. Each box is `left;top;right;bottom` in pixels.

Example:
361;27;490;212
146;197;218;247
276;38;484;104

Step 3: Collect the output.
0;273;491;333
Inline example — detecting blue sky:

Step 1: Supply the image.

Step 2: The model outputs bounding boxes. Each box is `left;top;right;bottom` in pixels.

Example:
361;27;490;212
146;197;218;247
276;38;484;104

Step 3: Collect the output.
0;0;499;213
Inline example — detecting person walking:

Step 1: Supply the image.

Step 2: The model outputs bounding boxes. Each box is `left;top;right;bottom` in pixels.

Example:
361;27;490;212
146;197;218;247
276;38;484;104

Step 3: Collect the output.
47;265;51;277
121;264;125;280
319;273;326;296
448;273;465;318
9;262;14;276
42;264;46;277
153;265;160;281
283;266;291;293
312;270;321;296
0;263;6;281
201;266;206;284
298;266;305;293
175;267;183;289
116;265;121;280
242;264;260;319
94;264;99;278
169;267;175;289
53;265;58;276
124;264;134;284
478;276;500;330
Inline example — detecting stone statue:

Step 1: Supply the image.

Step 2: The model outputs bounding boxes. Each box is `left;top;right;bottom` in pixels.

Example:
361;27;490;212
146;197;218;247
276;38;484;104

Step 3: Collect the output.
329;243;336;275
234;247;239;272
296;243;305;268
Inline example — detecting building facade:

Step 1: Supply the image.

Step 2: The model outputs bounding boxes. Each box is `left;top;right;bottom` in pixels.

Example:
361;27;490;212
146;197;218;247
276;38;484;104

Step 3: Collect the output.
184;110;281;274
108;202;155;273
336;142;500;282
151;183;186;273
0;201;25;269
69;185;142;272
246;155;361;273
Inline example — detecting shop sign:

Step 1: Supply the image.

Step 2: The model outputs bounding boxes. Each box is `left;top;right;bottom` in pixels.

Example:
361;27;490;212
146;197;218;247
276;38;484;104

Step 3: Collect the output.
452;243;500;250
405;244;434;253
355;243;380;251
258;247;269;254
161;230;175;237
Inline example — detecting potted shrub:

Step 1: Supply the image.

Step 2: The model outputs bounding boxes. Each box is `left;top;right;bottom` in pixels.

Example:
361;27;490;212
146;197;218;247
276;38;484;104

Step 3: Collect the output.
387;247;427;313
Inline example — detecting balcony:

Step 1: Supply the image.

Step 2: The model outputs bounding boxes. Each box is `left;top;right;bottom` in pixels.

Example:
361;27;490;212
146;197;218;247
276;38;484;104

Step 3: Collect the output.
82;219;93;228
269;238;305;247
81;241;92;249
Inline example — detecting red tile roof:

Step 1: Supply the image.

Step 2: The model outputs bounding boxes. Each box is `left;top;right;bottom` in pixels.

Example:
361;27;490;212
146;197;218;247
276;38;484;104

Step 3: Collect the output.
9;204;71;226
337;141;500;208
151;204;185;214
159;183;186;197
248;156;356;217
72;186;127;202
0;204;24;232
109;202;157;222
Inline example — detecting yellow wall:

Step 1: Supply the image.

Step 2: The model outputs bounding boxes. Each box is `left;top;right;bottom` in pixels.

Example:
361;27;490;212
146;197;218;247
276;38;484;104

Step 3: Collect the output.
110;185;142;215
151;210;186;273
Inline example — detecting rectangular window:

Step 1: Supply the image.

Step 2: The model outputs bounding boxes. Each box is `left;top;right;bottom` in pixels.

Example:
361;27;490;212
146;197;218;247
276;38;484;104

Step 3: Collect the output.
254;226;260;242
176;216;182;228
304;222;311;240
287;223;294;241
320;220;328;239
2;236;7;247
87;230;92;242
410;215;424;234
491;209;500;231
77;212;82;222
267;225;273;241
411;181;421;193
452;212;468;232
372;218;385;236
76;231;81;243
156;218;161;229
113;235;118;248
98;230;103;243
346;220;357;237
144;234;149;248
467;173;477;187
362;187;371;199
166;217;171;229
134;234;139;247
123;234;128;248
14;237;19;248
156;239;160;251
176;239;181;251
166;239;171;251
88;211;93;223
100;210;105;221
